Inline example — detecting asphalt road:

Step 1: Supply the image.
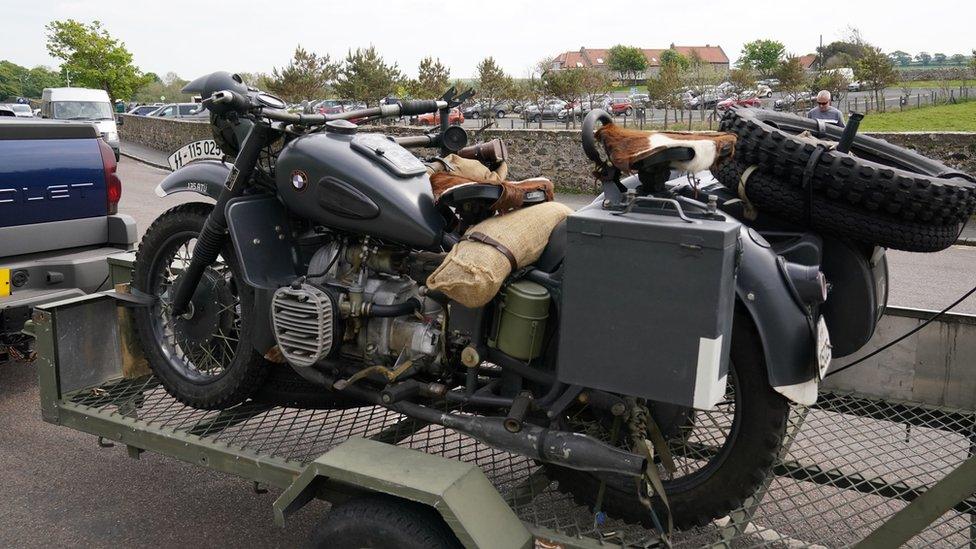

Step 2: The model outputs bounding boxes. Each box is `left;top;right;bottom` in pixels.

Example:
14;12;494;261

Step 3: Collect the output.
1;157;974;547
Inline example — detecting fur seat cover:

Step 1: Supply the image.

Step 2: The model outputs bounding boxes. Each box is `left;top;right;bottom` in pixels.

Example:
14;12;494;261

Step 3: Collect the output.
596;123;737;174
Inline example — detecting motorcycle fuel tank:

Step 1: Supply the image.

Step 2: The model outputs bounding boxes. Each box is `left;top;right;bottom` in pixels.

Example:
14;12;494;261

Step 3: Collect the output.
275;131;444;250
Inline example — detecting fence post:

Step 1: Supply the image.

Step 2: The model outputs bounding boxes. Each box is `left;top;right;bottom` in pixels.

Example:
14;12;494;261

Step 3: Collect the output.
917;94;920;109
855;97;858;111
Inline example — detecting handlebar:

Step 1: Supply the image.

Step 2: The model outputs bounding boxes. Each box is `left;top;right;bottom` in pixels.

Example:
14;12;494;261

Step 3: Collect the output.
208;89;447;127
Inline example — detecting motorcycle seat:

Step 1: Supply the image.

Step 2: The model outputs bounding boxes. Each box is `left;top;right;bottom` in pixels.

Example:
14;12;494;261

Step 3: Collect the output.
437;182;547;213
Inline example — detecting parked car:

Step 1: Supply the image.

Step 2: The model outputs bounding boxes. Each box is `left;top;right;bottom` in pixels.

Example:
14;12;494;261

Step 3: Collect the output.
717;94;763;111
774;92;814;111
149;103;210;119
848;81;863;92
608;98;633;116
557;101;597;121
40;87;120;160
2;104;33;118
0;107;15;117
0;118;136;343
757;78;781;89
126;104;163;116
521;101;567;122
754;84;773;98
685;92;722;110
628;93;650;106
462;101;509;119
416;107;464;126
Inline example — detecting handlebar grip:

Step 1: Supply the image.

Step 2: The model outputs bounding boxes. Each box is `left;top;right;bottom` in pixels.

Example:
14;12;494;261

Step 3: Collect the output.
398;100;442;116
210;90;251;113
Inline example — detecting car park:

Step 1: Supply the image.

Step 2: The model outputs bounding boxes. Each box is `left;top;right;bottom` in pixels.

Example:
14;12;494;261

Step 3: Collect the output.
521;101;566;122
607;97;633;116
757;78;780;89
126;104;162;116
148;102;210;119
717;94;762;111
39;87;120;160
685;91;722;110
557;100;596;121
2;104;34;118
774;91;814;111
416;107;464;125
462;101;509;119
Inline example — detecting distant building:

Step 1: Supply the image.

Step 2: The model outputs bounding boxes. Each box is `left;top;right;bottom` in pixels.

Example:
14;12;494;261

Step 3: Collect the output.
797;54;821;71
550;45;730;79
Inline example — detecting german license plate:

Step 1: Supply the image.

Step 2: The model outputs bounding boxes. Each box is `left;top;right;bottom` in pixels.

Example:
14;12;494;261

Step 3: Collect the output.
816;316;832;379
167;140;222;171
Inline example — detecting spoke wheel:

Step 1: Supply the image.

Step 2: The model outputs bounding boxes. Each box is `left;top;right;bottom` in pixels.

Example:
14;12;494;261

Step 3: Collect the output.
133;203;267;409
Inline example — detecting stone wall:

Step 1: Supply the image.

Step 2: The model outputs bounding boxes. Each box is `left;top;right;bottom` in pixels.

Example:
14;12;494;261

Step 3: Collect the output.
119;114;976;193
118;114;210;154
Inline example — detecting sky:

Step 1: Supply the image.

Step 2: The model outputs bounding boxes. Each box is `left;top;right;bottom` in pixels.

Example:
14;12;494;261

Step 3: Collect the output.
4;0;974;80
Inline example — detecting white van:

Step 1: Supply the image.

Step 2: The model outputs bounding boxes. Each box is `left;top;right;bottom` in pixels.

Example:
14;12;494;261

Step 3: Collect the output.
40;87;120;160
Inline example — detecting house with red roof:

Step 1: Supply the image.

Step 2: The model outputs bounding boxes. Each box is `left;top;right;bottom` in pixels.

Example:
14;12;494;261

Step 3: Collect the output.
550;44;730;79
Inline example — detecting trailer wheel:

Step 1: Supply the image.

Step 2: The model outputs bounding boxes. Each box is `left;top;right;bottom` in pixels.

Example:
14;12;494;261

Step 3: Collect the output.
311;494;462;549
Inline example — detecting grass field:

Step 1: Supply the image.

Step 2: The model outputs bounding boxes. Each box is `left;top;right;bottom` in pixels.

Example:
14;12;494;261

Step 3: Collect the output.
858;99;976;131
898;80;972;89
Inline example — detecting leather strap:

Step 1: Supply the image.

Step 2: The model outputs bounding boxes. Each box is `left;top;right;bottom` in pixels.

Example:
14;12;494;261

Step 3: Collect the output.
464;232;518;271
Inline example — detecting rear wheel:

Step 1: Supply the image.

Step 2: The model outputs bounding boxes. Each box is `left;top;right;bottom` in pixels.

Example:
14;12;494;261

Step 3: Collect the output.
546;311;789;530
132;203;267;409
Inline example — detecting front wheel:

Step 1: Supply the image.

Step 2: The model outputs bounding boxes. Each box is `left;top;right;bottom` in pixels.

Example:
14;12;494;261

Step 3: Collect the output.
132;203;268;409
546;311;789;530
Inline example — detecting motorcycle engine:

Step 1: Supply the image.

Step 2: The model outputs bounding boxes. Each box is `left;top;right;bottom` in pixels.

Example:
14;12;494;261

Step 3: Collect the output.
270;236;444;376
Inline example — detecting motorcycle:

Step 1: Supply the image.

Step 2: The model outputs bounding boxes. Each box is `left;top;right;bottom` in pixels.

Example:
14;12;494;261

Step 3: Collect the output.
132;72;888;531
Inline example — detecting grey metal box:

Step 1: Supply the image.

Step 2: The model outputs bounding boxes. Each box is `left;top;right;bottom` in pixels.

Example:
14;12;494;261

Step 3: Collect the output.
556;203;740;409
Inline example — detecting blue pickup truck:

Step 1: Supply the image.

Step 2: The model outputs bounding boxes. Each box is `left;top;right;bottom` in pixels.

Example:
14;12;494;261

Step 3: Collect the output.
0;119;137;350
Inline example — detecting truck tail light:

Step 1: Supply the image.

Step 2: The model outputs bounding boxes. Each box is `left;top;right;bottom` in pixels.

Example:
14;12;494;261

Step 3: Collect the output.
98;138;121;214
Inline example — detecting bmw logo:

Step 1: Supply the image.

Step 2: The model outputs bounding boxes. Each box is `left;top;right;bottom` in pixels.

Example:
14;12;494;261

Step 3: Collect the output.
291;170;308;192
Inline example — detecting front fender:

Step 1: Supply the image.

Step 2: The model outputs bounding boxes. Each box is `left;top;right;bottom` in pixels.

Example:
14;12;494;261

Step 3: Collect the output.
736;226;818;404
154;159;230;200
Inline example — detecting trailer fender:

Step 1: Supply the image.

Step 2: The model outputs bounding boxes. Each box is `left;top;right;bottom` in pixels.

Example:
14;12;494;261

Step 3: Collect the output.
154;159;230;200
273;437;532;549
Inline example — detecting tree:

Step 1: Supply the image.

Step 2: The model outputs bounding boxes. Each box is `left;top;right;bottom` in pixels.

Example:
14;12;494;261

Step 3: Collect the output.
647;61;683;126
915;52;932;66
579;67;612;107
857;47;897;111
474;57;512;120
932;53;947;66
739;39;786;77
728;66;756;93
777;55;809;98
950;53;967;65
413;56;450;99
543;68;584;126
812;70;849;105
264;45;338;103
236;72;273;91
334;46;403;106
607;45;648;83
45;19;152;102
660;48;690;71
505;78;536;121
971;50;976;79
684;51;724;119
888;50;912;67
132;71;194;103
0;61;64;100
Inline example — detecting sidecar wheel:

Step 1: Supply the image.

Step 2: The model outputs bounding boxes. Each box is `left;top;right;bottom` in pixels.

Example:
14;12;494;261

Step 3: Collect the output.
545;310;789;530
132;203;268;410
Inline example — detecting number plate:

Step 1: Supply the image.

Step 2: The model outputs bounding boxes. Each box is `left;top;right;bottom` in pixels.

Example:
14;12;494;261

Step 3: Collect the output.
167;140;223;171
816;316;832;379
0;268;9;297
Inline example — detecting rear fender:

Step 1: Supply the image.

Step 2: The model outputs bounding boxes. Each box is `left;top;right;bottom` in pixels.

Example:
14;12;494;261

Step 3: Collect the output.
736;226;819;404
154;159;230;200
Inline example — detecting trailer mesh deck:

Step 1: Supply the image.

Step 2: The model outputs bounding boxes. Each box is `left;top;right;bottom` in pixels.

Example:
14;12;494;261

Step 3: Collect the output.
63;374;976;548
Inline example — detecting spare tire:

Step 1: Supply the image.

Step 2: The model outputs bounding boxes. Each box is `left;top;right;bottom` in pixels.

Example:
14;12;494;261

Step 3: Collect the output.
715;108;976;233
713;162;964;252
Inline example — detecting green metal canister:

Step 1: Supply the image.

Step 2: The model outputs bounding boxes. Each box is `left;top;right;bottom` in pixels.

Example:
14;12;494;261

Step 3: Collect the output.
493;280;550;360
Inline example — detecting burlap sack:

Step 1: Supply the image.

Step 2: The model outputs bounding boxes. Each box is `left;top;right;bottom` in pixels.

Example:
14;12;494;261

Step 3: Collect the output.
427;202;572;307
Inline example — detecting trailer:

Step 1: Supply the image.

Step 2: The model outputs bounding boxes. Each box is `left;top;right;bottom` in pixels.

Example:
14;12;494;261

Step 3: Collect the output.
29;254;976;548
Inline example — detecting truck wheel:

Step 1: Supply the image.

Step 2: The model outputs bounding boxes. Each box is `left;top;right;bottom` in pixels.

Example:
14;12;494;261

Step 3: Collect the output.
546;310;789;530
132;203;267;410
311;494;462;549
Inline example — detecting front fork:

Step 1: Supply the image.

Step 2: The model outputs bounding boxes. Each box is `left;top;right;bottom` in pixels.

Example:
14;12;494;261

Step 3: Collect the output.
171;123;270;316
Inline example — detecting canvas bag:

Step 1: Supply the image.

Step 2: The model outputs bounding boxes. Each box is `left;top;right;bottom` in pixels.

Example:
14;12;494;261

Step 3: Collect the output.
427;201;573;307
